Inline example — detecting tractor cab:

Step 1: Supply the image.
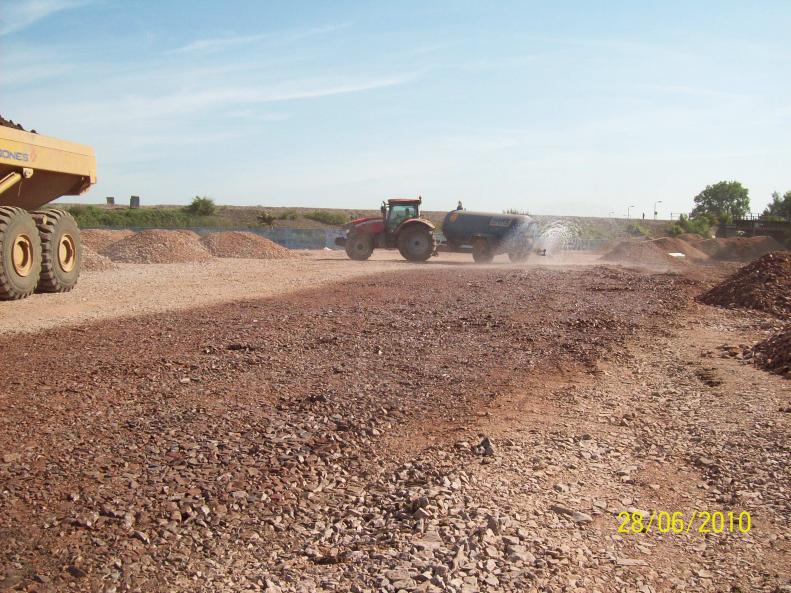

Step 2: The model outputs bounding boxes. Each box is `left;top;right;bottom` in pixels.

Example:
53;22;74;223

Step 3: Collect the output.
382;198;422;234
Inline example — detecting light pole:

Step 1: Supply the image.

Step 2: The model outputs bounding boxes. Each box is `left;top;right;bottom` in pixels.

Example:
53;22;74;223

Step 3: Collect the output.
627;205;635;220
653;200;662;220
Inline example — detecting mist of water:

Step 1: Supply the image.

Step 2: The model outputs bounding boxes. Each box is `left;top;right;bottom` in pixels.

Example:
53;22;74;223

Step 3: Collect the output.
535;220;582;255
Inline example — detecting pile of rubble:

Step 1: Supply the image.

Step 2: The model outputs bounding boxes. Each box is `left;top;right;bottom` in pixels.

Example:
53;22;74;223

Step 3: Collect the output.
103;229;213;264
81;229;137;252
753;325;791;378
200;231;292;259
81;246;116;272
697;251;791;318
0;115;34;132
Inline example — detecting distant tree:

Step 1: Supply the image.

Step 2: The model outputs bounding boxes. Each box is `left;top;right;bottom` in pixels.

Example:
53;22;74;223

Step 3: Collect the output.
666;213;714;238
691;181;750;222
184;196;216;216
762;190;791;220
257;211;276;227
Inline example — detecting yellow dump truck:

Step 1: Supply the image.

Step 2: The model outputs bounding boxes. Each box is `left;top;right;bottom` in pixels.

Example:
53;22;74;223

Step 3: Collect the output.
0;121;96;299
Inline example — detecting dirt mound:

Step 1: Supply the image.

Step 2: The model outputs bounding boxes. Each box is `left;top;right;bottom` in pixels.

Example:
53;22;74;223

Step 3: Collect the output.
104;230;212;264
601;239;686;269
754;325;791;378
200;231;291;259
697;252;791;318
696;236;786;261
81;229;137;253
651;237;709;260
677;233;706;243
81;246;116;272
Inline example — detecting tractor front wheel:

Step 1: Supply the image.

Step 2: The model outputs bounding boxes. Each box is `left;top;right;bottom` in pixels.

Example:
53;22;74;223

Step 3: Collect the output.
508;251;530;263
398;225;435;262
345;234;374;260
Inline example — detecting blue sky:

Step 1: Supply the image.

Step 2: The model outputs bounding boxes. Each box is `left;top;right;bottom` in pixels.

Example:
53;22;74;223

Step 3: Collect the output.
1;1;789;217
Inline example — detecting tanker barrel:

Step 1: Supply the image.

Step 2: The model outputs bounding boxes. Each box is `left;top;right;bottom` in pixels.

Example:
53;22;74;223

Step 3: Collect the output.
442;210;536;246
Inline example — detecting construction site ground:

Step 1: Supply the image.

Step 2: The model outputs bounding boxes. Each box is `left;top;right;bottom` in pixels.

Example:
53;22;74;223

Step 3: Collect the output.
0;252;788;593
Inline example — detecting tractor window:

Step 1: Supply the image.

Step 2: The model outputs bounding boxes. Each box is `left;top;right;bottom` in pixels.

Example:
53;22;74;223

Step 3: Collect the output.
387;204;417;231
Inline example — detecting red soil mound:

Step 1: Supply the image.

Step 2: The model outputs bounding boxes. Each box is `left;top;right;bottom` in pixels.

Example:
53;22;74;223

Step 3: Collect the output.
677;233;707;243
696;236;786;261
601;240;686;270
697;252;791;318
651;237;709;261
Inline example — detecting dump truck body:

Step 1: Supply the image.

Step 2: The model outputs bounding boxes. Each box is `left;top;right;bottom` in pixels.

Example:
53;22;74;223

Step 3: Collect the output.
0;122;95;299
0;126;96;210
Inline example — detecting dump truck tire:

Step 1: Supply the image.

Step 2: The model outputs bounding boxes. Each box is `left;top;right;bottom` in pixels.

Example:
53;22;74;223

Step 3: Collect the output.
346;234;374;260
472;238;494;264
398;225;435;262
32;209;81;293
0;207;42;300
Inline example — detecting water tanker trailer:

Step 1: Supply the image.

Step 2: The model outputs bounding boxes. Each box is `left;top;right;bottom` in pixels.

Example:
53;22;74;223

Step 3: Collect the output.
441;210;540;263
0;119;96;299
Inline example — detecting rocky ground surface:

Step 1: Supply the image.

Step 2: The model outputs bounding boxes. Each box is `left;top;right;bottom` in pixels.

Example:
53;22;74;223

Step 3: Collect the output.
0;264;788;593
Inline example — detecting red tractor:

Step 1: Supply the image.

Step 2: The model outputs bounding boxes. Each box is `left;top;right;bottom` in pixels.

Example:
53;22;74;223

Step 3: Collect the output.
336;197;436;261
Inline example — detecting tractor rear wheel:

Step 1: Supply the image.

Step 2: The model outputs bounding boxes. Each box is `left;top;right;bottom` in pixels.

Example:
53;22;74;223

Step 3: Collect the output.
33;209;82;293
472;239;494;264
398;225;435;262
345;233;374;260
0;207;42;300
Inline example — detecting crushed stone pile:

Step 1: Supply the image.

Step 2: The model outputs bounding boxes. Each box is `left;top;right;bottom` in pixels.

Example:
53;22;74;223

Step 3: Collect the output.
697;236;786;261
697;252;791;318
651;237;709;260
753;325;791;378
200;231;292;259
80;246;116;272
103;230;212;264
601;239;686;269
81;229;137;253
0;115;33;132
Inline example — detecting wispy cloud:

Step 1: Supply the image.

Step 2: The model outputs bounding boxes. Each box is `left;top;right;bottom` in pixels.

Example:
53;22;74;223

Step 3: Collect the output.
0;0;89;37
168;23;350;55
68;74;416;122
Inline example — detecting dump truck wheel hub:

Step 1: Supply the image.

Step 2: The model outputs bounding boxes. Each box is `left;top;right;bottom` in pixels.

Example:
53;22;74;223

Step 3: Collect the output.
58;233;77;273
12;233;35;277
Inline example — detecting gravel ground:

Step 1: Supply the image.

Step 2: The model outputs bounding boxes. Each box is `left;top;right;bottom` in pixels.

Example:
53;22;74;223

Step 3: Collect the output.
0;254;787;593
0;251;602;335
